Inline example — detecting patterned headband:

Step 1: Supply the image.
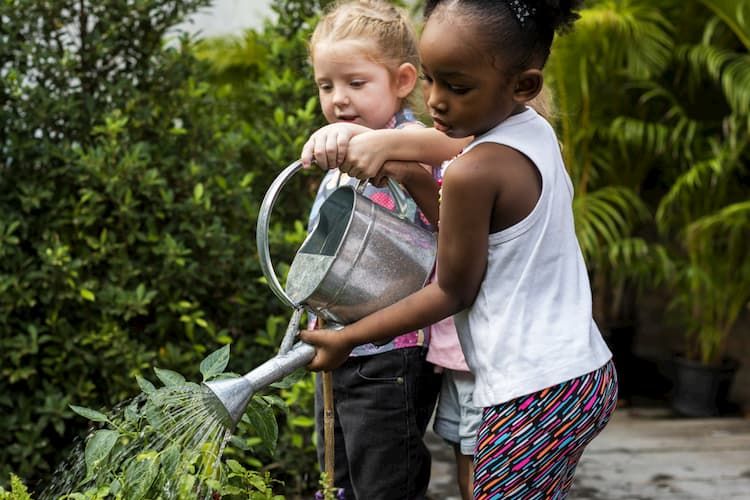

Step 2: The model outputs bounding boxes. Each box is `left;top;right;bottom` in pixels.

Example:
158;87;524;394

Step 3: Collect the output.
506;0;537;27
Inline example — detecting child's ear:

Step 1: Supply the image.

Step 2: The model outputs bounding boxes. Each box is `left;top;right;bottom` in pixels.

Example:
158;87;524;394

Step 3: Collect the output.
514;69;543;103
395;62;418;99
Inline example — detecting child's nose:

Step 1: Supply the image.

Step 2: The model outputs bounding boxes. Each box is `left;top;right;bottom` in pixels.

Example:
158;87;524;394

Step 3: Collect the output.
332;87;350;106
426;90;447;113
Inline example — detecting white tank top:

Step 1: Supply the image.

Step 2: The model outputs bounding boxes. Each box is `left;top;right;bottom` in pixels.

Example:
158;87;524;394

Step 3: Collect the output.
452;108;612;407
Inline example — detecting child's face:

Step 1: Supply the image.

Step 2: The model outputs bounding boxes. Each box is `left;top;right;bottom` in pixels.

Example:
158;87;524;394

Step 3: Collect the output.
313;39;404;129
419;13;526;138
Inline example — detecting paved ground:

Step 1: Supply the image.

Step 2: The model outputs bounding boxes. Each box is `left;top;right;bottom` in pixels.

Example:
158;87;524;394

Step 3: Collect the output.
426;407;750;499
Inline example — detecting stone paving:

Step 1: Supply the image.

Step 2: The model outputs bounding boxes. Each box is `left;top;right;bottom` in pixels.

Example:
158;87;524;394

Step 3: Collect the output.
425;408;750;500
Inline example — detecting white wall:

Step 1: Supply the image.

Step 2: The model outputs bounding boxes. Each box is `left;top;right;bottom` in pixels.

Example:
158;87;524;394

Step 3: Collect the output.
179;0;275;38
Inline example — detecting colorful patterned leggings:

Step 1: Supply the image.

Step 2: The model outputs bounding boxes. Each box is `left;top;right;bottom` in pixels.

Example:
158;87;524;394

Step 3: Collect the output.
473;360;618;499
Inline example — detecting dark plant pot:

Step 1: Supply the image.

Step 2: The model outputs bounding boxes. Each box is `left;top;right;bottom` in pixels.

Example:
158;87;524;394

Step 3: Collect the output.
671;357;739;417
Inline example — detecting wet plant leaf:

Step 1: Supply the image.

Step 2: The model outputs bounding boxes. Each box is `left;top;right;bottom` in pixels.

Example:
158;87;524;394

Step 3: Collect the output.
160;444;181;478
144;401;165;431
84;429;119;480
245;398;278;455
136;375;156;395
200;344;230;381
70;405;108;423
124;400;140;424
270;367;307;389
123;454;159;500
153;367;186;387
109;478;121;496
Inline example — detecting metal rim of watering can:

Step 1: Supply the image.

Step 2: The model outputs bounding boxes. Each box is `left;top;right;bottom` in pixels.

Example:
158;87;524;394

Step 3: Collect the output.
257;160;305;309
256;159;416;311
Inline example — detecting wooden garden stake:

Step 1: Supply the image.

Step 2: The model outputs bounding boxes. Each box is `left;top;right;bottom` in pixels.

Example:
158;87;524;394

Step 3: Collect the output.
318;318;335;491
323;370;335;489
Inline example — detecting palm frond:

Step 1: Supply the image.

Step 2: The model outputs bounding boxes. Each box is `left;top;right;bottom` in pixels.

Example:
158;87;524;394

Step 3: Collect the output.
607;237;673;288
608;116;673;157
573;186;650;263
571;0;674;78
723;56;750;115
699;0;750;49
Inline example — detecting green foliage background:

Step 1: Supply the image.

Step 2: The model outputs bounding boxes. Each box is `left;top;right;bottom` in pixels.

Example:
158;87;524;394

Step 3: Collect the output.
1;0;749;496
0;0;328;494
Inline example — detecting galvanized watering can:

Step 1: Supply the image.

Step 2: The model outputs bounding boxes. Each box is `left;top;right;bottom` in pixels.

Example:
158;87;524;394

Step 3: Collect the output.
205;160;437;427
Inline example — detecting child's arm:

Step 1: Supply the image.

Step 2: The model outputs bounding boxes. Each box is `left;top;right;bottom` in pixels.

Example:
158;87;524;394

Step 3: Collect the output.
299;146;500;370
300;122;371;170
301;122;469;172
341;128;469;179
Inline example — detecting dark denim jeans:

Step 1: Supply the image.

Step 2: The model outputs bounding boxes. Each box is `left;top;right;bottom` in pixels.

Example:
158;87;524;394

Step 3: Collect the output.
315;346;441;500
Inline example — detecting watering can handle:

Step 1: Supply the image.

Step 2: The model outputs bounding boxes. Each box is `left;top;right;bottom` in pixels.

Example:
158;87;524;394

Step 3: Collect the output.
257;160;413;309
257;160;305;309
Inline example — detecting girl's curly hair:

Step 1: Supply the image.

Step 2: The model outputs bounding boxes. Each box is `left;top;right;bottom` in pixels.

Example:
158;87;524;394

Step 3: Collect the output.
424;0;584;72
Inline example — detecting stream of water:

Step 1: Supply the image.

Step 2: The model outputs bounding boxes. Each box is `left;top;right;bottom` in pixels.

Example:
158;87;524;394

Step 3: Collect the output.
41;384;233;499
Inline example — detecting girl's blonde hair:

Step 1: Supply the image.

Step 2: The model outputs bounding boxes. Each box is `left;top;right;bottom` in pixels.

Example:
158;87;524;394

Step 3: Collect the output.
309;0;420;106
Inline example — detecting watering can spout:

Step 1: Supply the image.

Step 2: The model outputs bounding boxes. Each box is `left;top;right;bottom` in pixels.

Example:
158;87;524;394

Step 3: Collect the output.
203;341;316;428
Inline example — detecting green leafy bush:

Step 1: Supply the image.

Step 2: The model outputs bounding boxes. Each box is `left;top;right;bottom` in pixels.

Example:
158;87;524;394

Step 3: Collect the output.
0;0;324;494
49;346;287;499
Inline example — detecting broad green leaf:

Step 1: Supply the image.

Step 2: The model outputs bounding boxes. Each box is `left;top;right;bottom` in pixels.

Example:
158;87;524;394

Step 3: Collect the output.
289;415;315;427
84;430;119;479
123;455;159;500
269;368;307;389
226;459;245;474
136;376;156;395
153;367;185;387
245;397;278;454
79;289;95;301
200;344;230;381
160;445;180;478
70;405;108;423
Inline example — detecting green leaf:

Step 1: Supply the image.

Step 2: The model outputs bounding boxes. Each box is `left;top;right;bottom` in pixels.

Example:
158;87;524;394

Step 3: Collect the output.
123;454;159;500
269;367;307;389
136;376;156;395
226;459;245;474
245;397;278;454
200;344;230;381
70;405;108;423
84;430;119;479
194;183;204;201
153;367;186;387
80;289;96;301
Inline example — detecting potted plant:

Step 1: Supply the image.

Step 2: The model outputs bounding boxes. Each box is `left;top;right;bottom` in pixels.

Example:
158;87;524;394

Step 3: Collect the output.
626;0;750;416
660;199;750;416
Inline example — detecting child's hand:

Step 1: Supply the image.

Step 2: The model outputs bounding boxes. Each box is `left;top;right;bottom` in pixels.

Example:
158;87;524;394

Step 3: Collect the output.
370;160;420;187
337;130;394;180
298;328;354;371
301;122;371;170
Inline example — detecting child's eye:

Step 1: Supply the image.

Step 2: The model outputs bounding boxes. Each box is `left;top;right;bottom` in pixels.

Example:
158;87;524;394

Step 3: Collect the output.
349;80;366;89
449;85;470;95
318;82;333;92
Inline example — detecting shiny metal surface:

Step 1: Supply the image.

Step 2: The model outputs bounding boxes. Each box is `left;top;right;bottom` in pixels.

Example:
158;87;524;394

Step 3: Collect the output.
203;341;316;427
215;160;438;428
292;185;436;324
257;160;437;324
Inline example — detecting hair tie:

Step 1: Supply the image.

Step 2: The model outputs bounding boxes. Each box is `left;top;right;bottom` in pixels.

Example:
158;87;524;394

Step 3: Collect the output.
506;0;537;27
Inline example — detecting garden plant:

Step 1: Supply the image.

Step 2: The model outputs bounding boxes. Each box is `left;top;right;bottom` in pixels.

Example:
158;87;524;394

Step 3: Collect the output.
2;0;749;497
